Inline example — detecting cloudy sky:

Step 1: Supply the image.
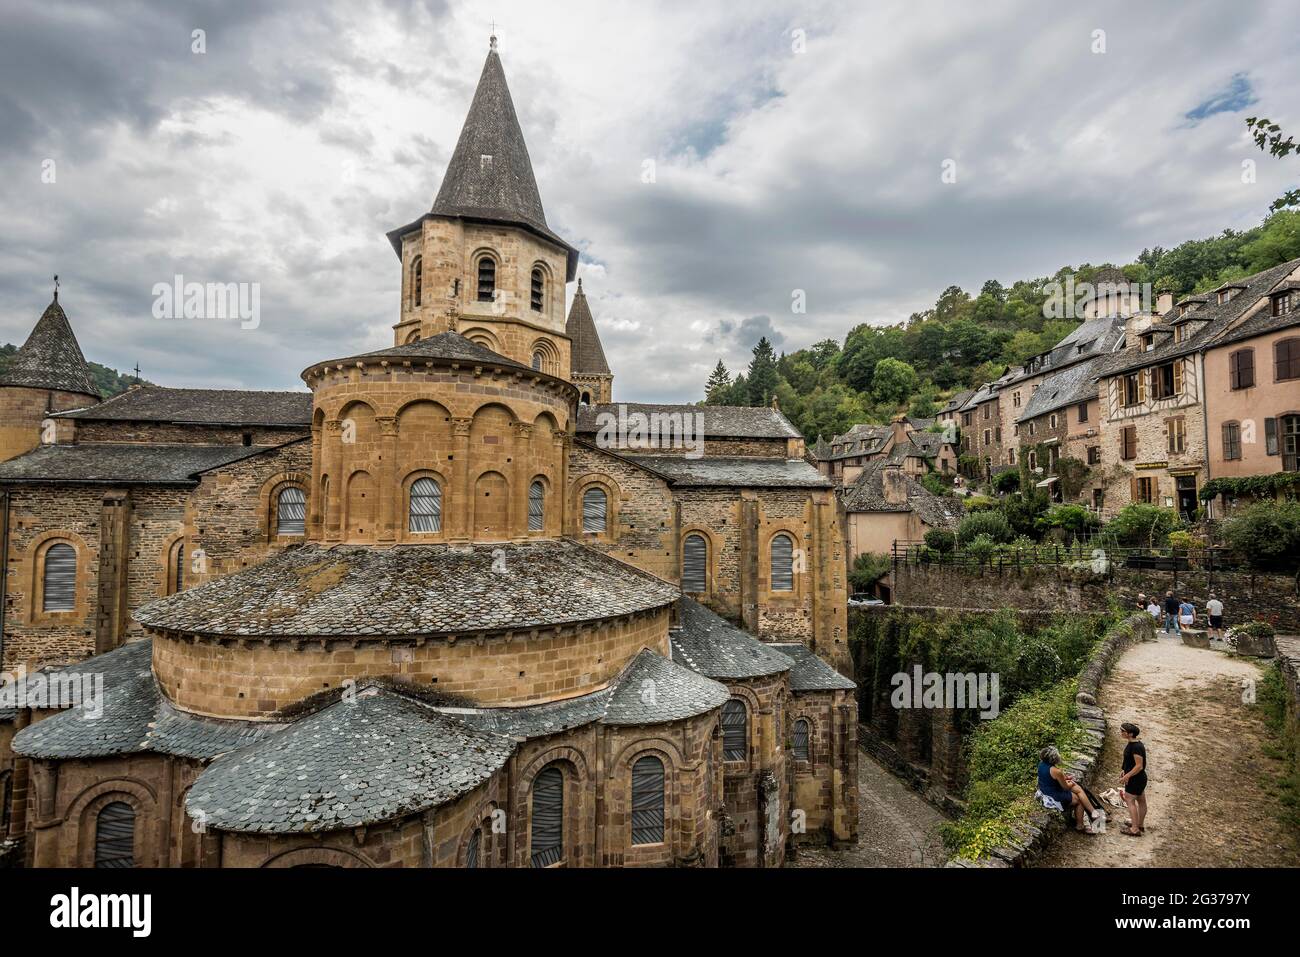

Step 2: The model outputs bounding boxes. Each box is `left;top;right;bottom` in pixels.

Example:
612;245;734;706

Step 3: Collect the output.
1;0;1297;402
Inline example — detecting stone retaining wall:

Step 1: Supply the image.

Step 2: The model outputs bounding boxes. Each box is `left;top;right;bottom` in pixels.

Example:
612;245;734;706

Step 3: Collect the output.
947;613;1156;868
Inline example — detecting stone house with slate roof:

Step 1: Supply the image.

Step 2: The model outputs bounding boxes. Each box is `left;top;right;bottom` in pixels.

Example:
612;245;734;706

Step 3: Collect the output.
0;37;855;869
813;416;956;486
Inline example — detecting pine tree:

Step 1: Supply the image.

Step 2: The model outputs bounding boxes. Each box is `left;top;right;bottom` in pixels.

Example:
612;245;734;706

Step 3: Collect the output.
746;337;780;408
704;360;732;405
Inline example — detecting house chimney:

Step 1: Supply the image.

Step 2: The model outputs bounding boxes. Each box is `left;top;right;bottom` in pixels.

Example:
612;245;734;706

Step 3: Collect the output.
890;414;909;449
1156;291;1173;315
882;465;909;506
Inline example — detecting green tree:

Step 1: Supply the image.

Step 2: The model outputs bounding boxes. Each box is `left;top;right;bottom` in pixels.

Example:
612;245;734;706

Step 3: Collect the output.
704;360;731;405
871;357;919;405
746;337;781;408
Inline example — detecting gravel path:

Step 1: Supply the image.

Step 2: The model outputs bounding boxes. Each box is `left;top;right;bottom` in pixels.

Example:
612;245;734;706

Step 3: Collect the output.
787;750;948;868
1038;631;1300;868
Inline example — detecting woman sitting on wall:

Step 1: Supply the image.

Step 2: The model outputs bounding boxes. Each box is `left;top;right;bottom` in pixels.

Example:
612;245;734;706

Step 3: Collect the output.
1037;746;1103;834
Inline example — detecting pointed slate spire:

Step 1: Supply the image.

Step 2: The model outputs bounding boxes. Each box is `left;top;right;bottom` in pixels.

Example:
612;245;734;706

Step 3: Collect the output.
387;38;578;279
566;279;611;376
0;295;97;396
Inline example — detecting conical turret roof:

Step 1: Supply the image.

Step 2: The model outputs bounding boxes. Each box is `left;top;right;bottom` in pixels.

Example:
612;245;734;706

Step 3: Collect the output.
0;296;97;396
387;39;578;279
565;280;610;376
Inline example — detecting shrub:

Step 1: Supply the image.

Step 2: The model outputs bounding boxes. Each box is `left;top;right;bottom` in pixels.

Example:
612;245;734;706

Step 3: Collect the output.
1220;500;1300;571
965;533;998;565
924;528;957;553
957;511;1013;545
1002;491;1051;540
992;470;1022;495
1105;503;1178;548
1042;503;1100;538
1166;529;1203;552
848;552;891;592
921;472;950;498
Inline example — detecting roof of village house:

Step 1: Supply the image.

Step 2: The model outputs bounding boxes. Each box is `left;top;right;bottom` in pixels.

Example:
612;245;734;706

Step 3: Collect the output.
957;381;997;412
311;330;537;378
769;643;856;691
134;540;680;638
1212;268;1300;345
811;434;832;459
670;598;793;680
840;458;958;528
566;280;611;376
823;424;890;460
186;688;516;834
384;42;578;278
622;454;831;488
54;385;312;427
0;441;284;486
0;296;97;396
1016;353;1106;423
904;415;935;431
1099;258;1300;377
575;403;801;440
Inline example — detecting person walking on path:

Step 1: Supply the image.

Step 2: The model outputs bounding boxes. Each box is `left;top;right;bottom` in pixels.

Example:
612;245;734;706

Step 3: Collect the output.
1178;597;1196;631
1163;590;1181;635
1206;594;1225;640
1118;723;1148;836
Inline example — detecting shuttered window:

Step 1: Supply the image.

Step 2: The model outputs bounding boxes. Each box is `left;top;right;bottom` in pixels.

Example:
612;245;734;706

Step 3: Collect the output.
409;478;442;533
1276;338;1300;381
530;766;564;867
1283;415;1300;472
171;541;185;594
412;256;423;307
682;534;707;592
582;487;607;534
466;828;481;868
42;543;76;613
528;481;545;532
770;534;795;592
94;801;135;868
630;755;665;845
792;718;810;762
476;256;496;302
1229;348;1255;389
722;699;748;761
530;267;544;311
1222;421;1241;460
1120;426;1137;461
276;486;306;535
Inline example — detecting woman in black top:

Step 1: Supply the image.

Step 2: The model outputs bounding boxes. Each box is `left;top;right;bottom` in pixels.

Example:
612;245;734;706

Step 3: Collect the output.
1118;722;1148;836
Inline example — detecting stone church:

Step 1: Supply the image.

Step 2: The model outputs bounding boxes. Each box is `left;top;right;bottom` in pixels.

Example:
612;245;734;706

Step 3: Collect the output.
0;39;856;868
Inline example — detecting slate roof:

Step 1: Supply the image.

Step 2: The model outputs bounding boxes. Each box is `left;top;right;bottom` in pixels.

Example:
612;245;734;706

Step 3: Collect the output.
186;689;515;834
134;540;680;638
576;403;801;440
1099;259;1300;377
622;455;831;488
309;330;535;378
670;598;791;680
566;280;611;376
385;43;578;278
840;459;958;528
0;297;97;396
1213;269;1300;345
9;640;281;761
1016;354;1105;423
940;390;974;414
0;442;277;486
446;646;730;737
769;643;856;691
811;435;832;460
55;385;312;427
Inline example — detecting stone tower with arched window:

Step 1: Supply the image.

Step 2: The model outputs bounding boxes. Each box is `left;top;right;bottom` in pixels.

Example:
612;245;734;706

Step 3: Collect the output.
386;36;579;384
566;279;613;405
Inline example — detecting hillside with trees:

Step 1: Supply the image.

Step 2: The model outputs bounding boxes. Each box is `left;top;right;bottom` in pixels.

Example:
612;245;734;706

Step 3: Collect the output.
702;209;1300;443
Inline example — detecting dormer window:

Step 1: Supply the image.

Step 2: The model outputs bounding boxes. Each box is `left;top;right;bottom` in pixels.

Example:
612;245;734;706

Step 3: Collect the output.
1141;334;1155;352
1272;292;1293;317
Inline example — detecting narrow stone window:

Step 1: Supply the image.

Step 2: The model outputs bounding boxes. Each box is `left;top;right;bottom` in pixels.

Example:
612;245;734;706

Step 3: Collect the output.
409;478;442;533
476;256;496;303
42;543;76;612
276;486;306;536
466;828;481;868
770;533;795;592
631;755;665;846
722;699;748;761
94;801;135;868
528;480;545;532
170;539;185;595
412;255;423;307
530;267;544;312
582;487;607;534
682;534;707;592
530;766;564;867
792;718;811;762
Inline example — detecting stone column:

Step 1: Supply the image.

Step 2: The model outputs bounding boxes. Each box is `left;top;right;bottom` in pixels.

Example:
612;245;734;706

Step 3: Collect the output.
451;417;472;542
95;490;131;654
512;422;532;538
553;430;568;537
308;421;323;536
377;416;398;543
323;419;344;542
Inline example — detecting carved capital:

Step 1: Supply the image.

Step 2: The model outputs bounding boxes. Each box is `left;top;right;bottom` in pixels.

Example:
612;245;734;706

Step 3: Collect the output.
377;416;398;437
452;417;473;437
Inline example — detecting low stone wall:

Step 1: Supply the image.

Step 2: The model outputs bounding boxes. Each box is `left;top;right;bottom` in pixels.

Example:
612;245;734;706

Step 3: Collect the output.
947;613;1156;868
893;563;1300;633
